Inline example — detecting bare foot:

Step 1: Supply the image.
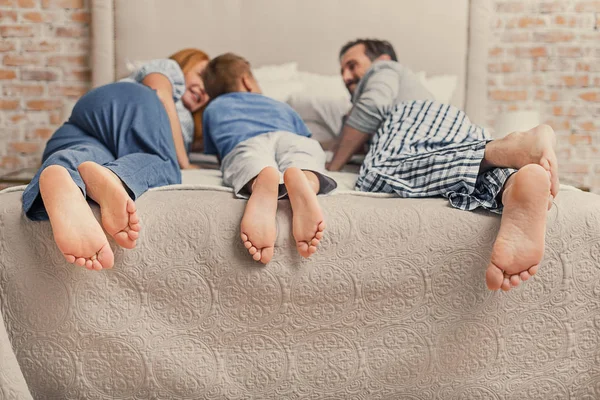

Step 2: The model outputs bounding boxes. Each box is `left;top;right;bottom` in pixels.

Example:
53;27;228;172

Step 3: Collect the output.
284;168;325;258
484;124;559;197
486;164;551;291
78;161;140;249
240;167;279;264
39;165;114;270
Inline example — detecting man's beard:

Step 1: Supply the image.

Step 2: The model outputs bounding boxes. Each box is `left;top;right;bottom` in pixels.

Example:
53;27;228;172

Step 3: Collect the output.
346;79;359;93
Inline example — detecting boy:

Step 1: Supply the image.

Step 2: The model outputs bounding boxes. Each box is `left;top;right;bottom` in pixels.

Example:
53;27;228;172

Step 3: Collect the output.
201;53;337;264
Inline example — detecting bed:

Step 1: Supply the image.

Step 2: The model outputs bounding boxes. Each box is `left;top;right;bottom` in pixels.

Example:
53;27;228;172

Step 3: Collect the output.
2;0;600;399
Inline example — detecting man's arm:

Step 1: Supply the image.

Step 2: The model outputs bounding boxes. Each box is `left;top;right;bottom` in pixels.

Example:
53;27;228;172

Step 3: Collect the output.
326;124;370;171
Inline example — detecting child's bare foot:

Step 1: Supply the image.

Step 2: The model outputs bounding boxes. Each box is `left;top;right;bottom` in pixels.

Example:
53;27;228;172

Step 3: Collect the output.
39;165;114;270
78;161;140;249
240;167;279;264
484;124;559;197
486;164;551;291
284;167;325;258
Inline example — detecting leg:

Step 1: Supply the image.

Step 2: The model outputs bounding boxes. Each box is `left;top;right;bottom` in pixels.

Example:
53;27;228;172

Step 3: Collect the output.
485;164;551;291
68;82;182;197
482;124;559;197
240;167;280;264
283;168;326;258
221;134;280;264
276;132;336;258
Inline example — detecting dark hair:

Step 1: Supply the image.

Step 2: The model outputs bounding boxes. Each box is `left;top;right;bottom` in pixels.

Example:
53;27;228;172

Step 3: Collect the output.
339;39;397;62
201;52;252;99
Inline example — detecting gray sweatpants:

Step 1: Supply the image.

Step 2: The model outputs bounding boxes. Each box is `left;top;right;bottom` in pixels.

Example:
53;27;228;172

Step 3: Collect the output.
221;131;337;199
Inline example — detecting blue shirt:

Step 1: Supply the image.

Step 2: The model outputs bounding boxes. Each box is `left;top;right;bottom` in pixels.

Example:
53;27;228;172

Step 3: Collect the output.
203;92;311;159
120;59;195;152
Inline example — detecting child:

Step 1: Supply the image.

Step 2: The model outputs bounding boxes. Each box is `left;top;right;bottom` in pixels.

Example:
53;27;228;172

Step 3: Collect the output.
201;53;337;264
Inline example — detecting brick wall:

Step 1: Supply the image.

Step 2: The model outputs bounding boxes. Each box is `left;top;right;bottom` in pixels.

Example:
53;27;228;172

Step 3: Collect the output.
0;0;598;193
490;0;600;192
0;0;90;176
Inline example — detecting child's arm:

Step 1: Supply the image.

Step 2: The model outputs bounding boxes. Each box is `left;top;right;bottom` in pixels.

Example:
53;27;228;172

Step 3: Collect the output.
326;124;370;171
142;73;193;169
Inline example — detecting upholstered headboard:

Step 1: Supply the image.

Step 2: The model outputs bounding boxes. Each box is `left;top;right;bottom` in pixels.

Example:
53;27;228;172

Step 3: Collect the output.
91;0;491;125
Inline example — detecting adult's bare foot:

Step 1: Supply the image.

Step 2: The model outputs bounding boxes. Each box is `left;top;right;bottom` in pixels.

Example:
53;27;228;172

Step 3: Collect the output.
486;164;551;291
39;165;114;270
484;124;559;197
284;168;325;258
240;167;279;264
78;161;140;249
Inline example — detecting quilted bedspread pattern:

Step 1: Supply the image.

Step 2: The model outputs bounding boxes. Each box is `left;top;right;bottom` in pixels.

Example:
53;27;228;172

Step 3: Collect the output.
1;187;600;399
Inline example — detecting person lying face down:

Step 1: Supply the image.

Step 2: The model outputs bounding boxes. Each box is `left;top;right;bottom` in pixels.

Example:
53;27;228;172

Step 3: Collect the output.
201;53;338;264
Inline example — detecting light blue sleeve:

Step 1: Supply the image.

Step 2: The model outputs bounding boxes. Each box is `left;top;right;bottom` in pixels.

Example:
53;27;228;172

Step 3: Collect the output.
202;106;217;155
129;59;186;102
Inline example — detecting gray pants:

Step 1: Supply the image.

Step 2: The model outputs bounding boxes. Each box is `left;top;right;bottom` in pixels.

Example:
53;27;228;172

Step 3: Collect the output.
221;131;337;198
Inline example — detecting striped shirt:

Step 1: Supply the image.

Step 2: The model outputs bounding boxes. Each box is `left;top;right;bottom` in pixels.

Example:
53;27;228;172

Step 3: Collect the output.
121;59;194;152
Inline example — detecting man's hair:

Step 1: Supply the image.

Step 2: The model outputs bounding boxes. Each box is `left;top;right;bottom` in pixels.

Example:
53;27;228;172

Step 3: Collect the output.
201;53;252;99
339;39;398;62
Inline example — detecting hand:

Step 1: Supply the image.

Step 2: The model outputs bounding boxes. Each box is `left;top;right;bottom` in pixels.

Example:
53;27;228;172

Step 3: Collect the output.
183;163;201;170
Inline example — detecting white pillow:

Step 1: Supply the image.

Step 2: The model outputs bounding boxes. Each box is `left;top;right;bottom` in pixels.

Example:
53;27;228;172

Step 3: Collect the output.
252;62;304;102
287;72;352;141
252;62;298;82
416;72;458;104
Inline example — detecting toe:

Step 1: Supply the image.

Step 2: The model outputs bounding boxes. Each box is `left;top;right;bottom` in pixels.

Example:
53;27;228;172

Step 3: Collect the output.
520;271;531;281
308;245;317;255
130;223;141;232
318;221;326;231
130;213;140;225
260;247;274;264
244;241;253;249
241;233;248;242
115;231;135;249
297;241;309;252
485;263;505;290
64;254;76;263
128;230;139;241
97;243;114;269
126;199;136;213
92;259;103;271
85;259;93;269
75;257;86;267
310;237;320;246
528;265;539;276
252;251;262;261
510;274;521;287
249;246;257;255
314;231;324;240
501;278;511;291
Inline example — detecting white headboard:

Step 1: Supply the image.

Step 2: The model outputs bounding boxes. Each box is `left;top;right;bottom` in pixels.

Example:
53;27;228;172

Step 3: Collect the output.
91;0;490;125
